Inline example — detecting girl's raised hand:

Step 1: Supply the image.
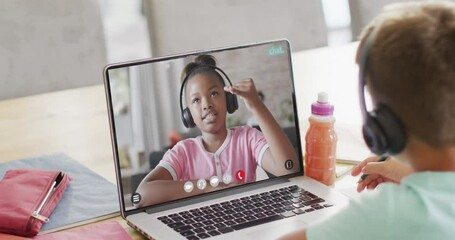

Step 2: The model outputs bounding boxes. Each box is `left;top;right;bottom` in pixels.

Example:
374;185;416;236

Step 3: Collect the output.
224;78;262;111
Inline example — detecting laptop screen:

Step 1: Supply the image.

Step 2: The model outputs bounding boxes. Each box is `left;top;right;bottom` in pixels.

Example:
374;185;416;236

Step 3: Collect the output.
104;40;302;213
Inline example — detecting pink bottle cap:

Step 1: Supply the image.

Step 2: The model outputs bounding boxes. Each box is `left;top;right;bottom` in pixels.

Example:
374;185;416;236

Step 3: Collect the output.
311;92;334;116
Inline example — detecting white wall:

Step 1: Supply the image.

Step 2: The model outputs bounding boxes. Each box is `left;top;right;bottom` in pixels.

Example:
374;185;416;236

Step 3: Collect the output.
348;0;455;39
99;0;151;63
0;0;107;100
143;0;328;56
0;0;357;100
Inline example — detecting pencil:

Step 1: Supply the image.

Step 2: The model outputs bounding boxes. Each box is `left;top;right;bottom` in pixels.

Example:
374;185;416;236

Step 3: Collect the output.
358;155;388;182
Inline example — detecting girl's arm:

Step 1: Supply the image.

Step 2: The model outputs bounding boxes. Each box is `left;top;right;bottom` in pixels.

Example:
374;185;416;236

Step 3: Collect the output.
135;167;235;207
224;78;298;176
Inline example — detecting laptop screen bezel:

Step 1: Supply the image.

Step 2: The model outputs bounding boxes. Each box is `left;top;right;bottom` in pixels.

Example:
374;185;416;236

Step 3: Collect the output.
103;39;304;217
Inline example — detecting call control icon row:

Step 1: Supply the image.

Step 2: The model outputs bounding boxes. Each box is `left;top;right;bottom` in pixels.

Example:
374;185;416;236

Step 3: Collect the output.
183;173;235;193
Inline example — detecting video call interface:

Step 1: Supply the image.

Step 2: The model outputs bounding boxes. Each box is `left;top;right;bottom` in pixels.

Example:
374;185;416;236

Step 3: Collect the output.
106;41;301;211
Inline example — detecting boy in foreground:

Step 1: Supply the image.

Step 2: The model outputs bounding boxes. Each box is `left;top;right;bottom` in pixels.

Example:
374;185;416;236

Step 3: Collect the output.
281;1;455;239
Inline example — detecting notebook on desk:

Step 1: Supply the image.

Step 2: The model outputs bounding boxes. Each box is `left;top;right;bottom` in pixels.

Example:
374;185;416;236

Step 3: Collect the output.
103;39;349;240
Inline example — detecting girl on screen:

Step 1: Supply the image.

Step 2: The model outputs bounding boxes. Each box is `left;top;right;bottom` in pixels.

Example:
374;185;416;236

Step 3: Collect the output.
135;55;297;207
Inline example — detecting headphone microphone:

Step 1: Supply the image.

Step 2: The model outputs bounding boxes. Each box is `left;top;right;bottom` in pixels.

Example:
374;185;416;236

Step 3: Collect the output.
179;65;238;128
358;28;406;155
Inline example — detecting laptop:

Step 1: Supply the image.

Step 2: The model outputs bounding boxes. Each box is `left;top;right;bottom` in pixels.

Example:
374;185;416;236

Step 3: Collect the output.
103;39;349;239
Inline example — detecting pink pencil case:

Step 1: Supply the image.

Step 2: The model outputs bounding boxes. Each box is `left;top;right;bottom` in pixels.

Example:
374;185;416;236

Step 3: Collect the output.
0;169;71;237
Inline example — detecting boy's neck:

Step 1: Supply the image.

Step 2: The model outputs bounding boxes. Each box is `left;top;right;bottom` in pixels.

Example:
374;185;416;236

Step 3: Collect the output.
201;128;228;153
405;136;455;172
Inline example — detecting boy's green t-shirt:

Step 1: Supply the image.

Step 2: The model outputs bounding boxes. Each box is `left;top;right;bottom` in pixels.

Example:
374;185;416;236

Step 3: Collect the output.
307;172;455;240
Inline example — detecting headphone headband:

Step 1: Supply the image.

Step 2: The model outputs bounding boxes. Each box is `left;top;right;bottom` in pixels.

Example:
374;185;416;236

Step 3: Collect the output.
358;28;406;155
358;28;379;120
179;65;234;114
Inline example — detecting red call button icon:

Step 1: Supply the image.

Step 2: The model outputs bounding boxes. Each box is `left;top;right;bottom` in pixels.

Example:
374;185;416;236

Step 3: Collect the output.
235;170;245;182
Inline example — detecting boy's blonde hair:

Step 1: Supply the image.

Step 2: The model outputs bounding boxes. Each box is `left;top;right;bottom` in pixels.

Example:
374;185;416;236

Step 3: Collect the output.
359;1;455;147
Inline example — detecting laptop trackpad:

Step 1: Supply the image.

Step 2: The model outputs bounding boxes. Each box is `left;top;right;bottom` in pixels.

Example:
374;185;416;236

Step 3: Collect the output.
245;220;308;239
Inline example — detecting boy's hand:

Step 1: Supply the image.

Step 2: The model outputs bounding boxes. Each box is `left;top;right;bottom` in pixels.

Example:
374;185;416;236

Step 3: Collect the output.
351;156;413;192
224;78;262;112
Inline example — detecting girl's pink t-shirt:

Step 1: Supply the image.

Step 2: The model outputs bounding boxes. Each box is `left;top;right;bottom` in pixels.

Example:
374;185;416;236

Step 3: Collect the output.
157;126;269;183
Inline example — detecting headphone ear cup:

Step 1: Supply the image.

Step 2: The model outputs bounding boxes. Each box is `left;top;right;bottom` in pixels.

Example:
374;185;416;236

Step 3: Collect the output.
362;115;388;155
362;105;406;155
375;104;406;154
181;107;196;128
226;92;238;114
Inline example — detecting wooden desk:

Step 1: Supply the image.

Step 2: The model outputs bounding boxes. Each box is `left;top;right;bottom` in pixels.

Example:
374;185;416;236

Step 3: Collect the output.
0;42;368;239
0;85;145;239
0;85;144;239
0;85;115;183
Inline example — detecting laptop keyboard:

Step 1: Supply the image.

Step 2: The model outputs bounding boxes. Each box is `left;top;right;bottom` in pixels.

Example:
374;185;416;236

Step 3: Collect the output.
157;185;333;239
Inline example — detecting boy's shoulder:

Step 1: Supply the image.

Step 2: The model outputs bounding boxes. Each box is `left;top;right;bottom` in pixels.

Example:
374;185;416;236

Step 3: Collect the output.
398;171;455;198
308;172;455;239
363;172;455;209
358;172;455;233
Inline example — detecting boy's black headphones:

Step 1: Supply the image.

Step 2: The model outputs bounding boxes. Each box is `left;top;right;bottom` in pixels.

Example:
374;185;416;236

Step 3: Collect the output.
358;28;406;155
179;65;238;128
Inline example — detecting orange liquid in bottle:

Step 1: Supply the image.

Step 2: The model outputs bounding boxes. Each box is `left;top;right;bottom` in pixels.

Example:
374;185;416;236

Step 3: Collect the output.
304;93;337;186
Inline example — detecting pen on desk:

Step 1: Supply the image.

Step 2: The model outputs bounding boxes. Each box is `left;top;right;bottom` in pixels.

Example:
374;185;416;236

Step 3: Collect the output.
358;155;388;182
